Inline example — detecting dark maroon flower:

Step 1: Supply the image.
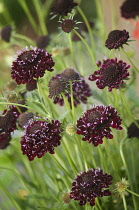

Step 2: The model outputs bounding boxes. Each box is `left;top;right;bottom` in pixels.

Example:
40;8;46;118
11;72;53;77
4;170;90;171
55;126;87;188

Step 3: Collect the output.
88;58;130;92
127;120;139;138
121;0;139;19
105;30;129;49
70;168;113;206
26;80;37;91
36;35;50;49
20;119;62;161
0;132;11;149
61;19;75;33
76;105;122;147
18;112;34;128
1;25;12;42
0;106;19;133
48;73;92;107
11;47;55;85
51;0;78;16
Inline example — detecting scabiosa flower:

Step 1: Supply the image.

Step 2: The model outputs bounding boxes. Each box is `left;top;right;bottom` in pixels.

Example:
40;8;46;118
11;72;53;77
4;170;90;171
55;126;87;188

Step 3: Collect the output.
26;79;37;91
70;168;113;206
48;73;92;107
88;58;130;92
1;25;12;42
0;106;19;133
0;132;11;149
127;120;139;138
36;35;50;49
61;19;75;33
20;119;62;161
11;46;55;85
60;68;80;82
51;0;78;16
76;105;122;146
18;112;34;128
121;0;139;19
105;30;129;49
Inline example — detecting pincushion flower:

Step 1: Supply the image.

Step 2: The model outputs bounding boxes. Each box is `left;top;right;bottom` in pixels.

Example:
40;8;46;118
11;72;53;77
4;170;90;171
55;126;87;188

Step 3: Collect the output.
0;106;19;133
20;119;62;161
76;105;122;147
11;46;54;85
61;19;75;33
105;30;129;49
48;70;92;107
88;58;130;92
51;0;78;16
70;168;113;206
121;0;139;19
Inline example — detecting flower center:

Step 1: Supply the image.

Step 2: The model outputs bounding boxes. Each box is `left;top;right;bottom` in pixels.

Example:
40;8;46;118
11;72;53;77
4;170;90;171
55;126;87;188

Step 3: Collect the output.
49;78;66;96
87;110;101;123
28;123;42;134
20;51;33;61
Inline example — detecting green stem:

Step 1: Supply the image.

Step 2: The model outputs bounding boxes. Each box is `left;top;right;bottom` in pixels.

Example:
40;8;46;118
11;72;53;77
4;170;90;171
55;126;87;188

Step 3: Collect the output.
0;102;28;109
68;33;78;69
73;29;98;69
122;194;128;210
126;189;139;198
121;47;139;73
77;6;96;55
0;181;22;210
13;34;35;46
17;0;38;34
32;0;48;35
69;81;75;122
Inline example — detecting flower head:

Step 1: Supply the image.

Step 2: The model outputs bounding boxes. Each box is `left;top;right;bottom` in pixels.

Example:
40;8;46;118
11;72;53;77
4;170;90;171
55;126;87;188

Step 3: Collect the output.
127;121;139;138
51;0;78;16
116;178;129;194
0;106;19;133
70;168;113;206
121;0;139;19
11;46;54;85
88;58;130;92
0;132;11;149
48;73;92;107
1;25;12;42
105;30;129;49
76;105;122;146
20;119;62;161
18;112;34;128
61;19;75;33
36;35;50;49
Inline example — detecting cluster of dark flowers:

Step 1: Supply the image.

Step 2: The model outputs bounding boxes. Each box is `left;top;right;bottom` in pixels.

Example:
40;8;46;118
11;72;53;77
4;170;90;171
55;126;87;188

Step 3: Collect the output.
1;0;139;207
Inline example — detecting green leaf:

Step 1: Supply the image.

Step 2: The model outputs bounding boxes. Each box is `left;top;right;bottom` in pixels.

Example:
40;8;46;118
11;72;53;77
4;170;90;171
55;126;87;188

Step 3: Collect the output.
26;101;47;116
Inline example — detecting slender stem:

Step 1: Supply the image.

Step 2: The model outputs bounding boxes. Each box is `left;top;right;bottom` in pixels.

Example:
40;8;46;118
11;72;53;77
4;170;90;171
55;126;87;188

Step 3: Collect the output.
0;102;28;109
17;0;38;34
13;34;35;46
110;0;116;30
68;33;78;69
126;189;139;197
77;6;96;55
121;47;139;73
69;81;75;122
32;0;48;35
73;29;98;69
122;194;128;210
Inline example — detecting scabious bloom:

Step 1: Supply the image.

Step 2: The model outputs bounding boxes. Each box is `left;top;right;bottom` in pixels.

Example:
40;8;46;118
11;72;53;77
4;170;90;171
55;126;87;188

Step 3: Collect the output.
0;132;11;149
105;30;129;49
121;0;139;19
51;0;78;16
1;25;12;42
70;168;113;206
18;112;34;128
88;58;130;92
36;35;50;49
11;46;54;85
0;106;19;133
76;105;122;147
20;119;62;161
61;19;75;33
48;69;92;107
127;120;139;138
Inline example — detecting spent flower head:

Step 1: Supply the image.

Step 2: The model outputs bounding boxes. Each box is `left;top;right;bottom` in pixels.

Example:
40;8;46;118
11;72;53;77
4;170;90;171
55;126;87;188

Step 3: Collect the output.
88;58;130;92
11;46;55;85
105;30;130;49
70;168;113;206
76;105;122;146
115;178;129;194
